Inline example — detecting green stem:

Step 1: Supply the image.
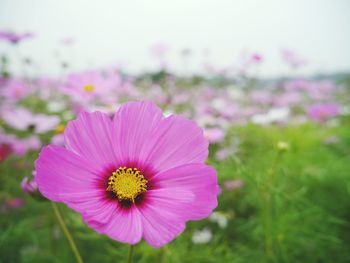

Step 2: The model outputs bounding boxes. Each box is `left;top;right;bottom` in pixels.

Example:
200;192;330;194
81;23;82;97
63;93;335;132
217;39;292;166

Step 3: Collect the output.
51;202;84;263
262;152;281;262
127;244;135;263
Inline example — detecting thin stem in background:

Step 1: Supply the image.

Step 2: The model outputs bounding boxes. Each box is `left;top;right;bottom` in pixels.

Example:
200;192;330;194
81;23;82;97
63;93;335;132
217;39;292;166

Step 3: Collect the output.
127;244;135;263
261;152;282;262
51;202;84;263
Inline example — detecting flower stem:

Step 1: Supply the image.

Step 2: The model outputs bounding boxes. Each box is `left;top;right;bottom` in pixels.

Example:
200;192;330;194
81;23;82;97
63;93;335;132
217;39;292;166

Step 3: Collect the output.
261;152;281;262
127;244;135;263
51;202;84;263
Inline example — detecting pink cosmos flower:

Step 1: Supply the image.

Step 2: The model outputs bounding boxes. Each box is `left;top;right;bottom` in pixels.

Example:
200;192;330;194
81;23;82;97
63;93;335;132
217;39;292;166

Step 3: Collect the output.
61;70;120;102
274;91;301;107
203;127;225;144
12;136;41;156
1;107;60;134
223;179;244;191
251;53;263;63
283;79;310;91
0;31;34;44
0;78;30;101
149;42;169;58
5;198;24;209
250;90;273;105
281;49;307;68
51;134;65;146
307;103;339;122
21;176;38;194
35;101;219;247
0;131;41;156
215;149;231;161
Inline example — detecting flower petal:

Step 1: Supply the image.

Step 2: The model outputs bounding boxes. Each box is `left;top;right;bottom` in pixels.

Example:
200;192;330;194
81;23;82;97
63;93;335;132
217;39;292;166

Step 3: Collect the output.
112;101;164;165
85;205;143;245
137;164;218;246
35;145;102;204
64;111;116;168
142;115;209;173
139;201;186;248
112;101;208;173
150;163;219;220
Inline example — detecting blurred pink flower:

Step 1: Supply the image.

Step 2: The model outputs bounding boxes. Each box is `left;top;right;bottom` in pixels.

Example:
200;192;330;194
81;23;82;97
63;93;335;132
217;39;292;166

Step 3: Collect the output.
215;148;231;161
51;134;65;146
61;70;120;102
274;92;301;107
281;49;307;68
0;129;41;156
307;103;339;122
5;198;24;209
0;31;34;44
283;79;310;91
251;53;263;63
149;42;169;58
306;81;336;101
0;78;30;101
250;90;273;105
11;136;41;156
204;127;225;144
224;179;244;191
1;107;60;134
21;176;38;194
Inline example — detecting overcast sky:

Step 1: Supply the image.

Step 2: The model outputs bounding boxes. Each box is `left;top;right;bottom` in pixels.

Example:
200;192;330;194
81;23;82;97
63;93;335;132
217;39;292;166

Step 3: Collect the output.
1;0;350;77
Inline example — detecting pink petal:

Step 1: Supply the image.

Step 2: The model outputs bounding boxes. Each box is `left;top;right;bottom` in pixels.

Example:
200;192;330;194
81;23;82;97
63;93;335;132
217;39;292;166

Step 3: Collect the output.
112;101;208;172
138;164;218;247
139;201;186;248
151;163;219;220
35;145;102;204
1;107;32;130
64;111;116;168
112;101;164;165
142;115;209;173
85;205;143;245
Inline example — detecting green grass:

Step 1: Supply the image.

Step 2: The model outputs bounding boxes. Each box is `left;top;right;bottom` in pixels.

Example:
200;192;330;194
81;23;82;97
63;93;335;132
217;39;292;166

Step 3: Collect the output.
1;122;350;263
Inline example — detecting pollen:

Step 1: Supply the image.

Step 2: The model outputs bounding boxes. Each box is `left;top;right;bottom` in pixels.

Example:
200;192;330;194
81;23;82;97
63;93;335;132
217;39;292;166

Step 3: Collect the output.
83;84;95;93
55;124;65;134
106;167;148;202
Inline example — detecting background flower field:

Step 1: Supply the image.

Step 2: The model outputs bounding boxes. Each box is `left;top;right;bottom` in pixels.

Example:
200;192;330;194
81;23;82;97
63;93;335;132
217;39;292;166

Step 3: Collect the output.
1;62;350;262
1;1;350;262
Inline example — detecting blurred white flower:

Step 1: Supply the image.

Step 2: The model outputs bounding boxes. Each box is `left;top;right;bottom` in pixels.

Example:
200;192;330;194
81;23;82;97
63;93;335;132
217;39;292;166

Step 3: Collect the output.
251;107;290;125
47;101;66;113
209;212;229;229
192;228;212;244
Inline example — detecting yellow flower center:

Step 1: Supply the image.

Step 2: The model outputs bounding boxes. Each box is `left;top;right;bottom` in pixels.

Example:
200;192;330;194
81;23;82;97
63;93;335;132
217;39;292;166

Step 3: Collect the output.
55;124;65;134
83;84;95;93
106;167;148;202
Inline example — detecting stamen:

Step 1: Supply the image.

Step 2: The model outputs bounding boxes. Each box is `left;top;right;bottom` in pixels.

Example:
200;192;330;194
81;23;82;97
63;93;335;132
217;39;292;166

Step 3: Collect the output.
83;84;95;93
106;167;148;202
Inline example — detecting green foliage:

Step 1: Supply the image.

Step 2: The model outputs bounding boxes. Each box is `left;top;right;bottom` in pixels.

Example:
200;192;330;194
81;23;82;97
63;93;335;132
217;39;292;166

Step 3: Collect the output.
1;122;350;263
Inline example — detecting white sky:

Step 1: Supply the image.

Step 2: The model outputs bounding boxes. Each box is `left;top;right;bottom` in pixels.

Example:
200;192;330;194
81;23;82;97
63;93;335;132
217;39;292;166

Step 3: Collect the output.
1;0;350;77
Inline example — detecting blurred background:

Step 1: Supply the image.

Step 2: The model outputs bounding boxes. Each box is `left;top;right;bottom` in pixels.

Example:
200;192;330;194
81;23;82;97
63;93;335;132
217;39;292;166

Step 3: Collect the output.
1;0;350;262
